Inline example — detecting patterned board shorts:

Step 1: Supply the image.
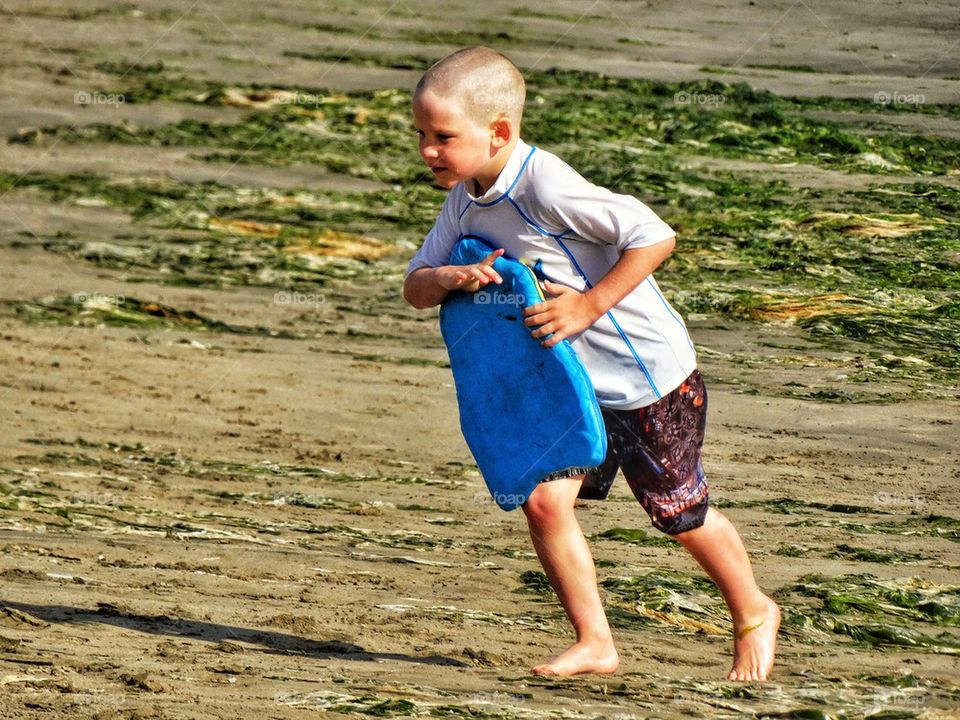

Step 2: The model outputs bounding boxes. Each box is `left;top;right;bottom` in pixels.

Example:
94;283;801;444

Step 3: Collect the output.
541;369;710;535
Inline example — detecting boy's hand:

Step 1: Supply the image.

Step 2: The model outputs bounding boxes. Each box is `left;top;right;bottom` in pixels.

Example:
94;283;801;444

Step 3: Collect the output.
437;248;504;292
523;280;602;348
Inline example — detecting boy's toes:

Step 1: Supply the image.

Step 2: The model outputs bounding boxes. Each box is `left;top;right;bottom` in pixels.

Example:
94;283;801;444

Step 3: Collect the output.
530;640;619;677
531;663;559;676
729;595;780;683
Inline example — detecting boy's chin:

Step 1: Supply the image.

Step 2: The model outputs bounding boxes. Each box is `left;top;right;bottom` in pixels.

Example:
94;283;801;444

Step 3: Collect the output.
431;175;461;189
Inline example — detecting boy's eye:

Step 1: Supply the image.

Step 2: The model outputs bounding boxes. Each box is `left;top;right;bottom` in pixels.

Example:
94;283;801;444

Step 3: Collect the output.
438;134;454;141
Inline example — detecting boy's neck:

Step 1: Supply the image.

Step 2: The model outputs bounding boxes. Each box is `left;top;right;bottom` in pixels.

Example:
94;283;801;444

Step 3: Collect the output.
470;137;520;197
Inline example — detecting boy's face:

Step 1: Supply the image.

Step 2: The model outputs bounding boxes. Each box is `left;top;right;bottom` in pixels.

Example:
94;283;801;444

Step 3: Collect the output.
412;89;498;190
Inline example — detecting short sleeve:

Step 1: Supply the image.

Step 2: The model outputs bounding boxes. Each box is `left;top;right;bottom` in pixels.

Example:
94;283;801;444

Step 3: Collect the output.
405;188;465;278
536;154;675;251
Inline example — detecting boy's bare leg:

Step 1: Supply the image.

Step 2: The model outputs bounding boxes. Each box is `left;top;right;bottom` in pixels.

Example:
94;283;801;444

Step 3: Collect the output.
521;477;619;676
673;507;779;681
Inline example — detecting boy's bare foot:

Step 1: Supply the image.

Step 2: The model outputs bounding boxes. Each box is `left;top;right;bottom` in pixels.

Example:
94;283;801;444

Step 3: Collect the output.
729;594;780;682
531;638;619;676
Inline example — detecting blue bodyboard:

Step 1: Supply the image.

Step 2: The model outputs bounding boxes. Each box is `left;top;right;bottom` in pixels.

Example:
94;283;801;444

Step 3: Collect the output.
438;235;607;511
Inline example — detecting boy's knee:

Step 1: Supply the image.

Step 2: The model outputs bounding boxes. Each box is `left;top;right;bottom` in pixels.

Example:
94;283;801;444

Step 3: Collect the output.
651;499;709;536
521;492;558;524
521;484;576;525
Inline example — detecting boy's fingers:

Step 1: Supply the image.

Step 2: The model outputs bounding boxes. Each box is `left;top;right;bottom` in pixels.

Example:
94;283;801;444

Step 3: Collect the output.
466;266;499;285
531;322;556;339
480;248;505;266
481;267;502;284
539;325;566;346
542;279;569;297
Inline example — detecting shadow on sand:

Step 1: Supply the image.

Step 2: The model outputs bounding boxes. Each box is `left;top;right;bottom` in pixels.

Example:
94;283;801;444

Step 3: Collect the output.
1;601;468;667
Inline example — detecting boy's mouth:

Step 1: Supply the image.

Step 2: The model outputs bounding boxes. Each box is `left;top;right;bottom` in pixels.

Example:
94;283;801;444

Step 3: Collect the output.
429;165;448;175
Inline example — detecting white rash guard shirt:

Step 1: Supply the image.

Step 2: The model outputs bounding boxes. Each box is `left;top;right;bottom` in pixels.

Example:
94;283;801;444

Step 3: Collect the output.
406;139;698;410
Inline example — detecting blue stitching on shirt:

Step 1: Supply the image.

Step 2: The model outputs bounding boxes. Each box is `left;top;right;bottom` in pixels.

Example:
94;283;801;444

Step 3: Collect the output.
505;197;662;399
645;276;696;353
553;236;661;399
472;146;537;207
506;196;552;236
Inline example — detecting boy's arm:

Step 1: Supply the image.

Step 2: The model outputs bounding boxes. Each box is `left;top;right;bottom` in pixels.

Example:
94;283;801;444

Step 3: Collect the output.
402;248;505;309
523;235;675;348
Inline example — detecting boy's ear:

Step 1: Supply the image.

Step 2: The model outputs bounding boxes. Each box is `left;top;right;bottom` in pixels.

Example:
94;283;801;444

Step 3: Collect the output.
489;114;513;149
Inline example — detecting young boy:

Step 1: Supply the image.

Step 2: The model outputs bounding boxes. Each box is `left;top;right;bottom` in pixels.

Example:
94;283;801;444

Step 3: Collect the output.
402;47;779;681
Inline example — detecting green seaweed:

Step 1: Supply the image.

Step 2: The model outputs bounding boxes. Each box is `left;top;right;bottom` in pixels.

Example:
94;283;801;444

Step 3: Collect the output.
775;544;814;557
22;436;147;452
594;526;676;547
9;89;426;183
831;620;960;652
788;515;960;543
744;63;822;73
510;8;609;23
601;570;730;635
830;544;927;565
283;49;432;72
0;3;138;20
2;65;957;399
603;569;721;600
2;171;439;289
792;573;960;627
855;673;920;688
516;570;552;596
296;523;460;550
94;59;166;75
713;497;881;515
360;698;416;716
401;29;517;47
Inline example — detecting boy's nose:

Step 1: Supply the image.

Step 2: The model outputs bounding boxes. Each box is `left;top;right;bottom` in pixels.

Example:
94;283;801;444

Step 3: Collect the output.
421;145;439;160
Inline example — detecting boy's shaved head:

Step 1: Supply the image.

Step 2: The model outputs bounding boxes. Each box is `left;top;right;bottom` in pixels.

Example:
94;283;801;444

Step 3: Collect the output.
415;46;525;128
